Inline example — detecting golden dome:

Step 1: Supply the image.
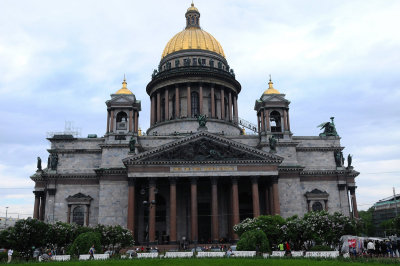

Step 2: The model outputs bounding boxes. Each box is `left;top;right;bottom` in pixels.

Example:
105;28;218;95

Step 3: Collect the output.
162;28;225;59
161;3;225;59
115;77;133;95
187;3;198;12
263;78;281;95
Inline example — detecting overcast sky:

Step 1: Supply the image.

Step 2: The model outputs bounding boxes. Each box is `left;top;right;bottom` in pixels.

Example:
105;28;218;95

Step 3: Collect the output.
1;0;400;218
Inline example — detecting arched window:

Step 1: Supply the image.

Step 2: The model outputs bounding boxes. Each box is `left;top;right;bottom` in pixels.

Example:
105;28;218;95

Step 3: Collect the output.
191;92;199;117
171;94;176;119
72;206;84;226
312;202;323;212
116;111;128;130
270;111;282;132
161;98;165;121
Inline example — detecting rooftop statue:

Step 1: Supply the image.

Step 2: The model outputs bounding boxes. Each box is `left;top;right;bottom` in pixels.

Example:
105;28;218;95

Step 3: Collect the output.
269;135;277;152
37;157;42;171
129;136;136;152
318;117;338;137
197;114;207;127
347;154;353;169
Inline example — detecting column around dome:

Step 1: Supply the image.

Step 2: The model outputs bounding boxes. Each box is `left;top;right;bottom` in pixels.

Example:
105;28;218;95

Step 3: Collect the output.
175;85;180;118
228;91;232;121
199;84;203;114
157;91;161;123
220;89;225;120
187;84;191;118
211;86;215;118
165;88;169;121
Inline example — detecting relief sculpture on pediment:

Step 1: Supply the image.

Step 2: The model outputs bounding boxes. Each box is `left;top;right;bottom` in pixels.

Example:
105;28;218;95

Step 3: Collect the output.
149;139;260;162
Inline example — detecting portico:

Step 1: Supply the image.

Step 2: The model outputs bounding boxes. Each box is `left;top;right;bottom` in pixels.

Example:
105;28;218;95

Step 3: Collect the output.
123;131;282;244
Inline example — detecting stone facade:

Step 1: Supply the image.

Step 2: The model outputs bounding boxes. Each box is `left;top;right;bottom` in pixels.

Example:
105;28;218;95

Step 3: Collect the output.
30;3;359;246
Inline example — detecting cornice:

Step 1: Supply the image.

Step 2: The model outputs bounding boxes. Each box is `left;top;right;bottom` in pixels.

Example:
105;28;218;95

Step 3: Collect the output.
47;149;102;154
99;144;129;148
296;146;344;152
95;168;127;176
300;169;359;177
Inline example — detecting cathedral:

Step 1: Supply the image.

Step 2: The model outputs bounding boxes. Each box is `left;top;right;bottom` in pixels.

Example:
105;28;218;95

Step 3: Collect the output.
31;3;359;245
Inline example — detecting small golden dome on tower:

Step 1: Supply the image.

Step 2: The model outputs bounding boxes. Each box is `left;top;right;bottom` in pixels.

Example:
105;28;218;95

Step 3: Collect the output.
263;76;281;95
161;3;225;59
187;2;199;12
115;76;133;95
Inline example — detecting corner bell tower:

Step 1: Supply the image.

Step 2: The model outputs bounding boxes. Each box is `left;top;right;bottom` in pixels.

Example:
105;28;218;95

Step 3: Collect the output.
105;77;141;139
254;77;291;141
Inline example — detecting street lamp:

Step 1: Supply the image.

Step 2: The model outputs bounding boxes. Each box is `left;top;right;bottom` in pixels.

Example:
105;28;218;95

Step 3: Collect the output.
141;187;157;247
5;207;9;228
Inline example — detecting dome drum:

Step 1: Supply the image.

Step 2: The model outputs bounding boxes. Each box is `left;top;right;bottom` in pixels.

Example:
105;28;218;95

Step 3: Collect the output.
147;117;242;136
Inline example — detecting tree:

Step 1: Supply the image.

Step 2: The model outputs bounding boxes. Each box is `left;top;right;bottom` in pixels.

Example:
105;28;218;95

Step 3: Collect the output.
237;229;270;253
94;225;134;253
68;231;101;256
9;218;49;259
233;215;285;248
358;208;375;236
46;222;76;253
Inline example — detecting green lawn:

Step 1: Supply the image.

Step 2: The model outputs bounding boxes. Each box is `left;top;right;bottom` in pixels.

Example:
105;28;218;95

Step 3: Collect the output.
5;258;400;266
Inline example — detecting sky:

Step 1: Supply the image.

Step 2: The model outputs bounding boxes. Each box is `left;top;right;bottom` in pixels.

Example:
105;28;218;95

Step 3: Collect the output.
0;0;400;218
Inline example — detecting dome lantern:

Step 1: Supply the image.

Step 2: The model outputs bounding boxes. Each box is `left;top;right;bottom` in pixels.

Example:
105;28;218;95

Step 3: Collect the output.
186;3;200;28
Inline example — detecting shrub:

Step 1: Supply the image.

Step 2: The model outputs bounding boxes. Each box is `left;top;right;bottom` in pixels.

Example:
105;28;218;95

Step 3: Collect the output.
0;252;7;262
237;229;270;253
309;245;333;251
68;232;102;256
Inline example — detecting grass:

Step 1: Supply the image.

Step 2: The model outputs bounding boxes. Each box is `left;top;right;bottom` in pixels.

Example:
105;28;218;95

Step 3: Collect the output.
4;258;400;266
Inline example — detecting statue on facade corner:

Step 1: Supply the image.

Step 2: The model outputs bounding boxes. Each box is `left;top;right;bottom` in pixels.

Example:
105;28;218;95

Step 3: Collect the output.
334;151;342;167
129;136;136;152
269;135;277;152
50;154;58;170
37;157;42;171
347;154;352;168
318;117;338;137
197;114;207;127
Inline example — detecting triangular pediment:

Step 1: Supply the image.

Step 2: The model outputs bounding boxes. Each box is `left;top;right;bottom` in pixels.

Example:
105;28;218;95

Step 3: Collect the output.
110;94;135;103
123;131;283;165
261;94;290;103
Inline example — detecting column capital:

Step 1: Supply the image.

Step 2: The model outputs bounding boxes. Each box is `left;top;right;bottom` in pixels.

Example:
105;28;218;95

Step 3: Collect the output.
230;176;239;184
169;177;177;184
128;178;136;186
149;177;157;186
251;176;259;184
348;186;357;193
210;177;218;185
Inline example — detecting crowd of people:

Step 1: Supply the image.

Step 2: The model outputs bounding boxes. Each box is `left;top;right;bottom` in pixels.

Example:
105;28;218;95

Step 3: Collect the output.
341;235;400;258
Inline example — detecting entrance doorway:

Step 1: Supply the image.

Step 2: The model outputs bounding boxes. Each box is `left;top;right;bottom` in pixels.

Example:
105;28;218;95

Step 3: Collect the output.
198;202;211;243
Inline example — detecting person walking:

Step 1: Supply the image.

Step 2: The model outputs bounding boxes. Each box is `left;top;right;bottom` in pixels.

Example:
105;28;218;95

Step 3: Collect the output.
278;242;284;252
7;249;13;263
89;245;95;260
367;240;375;258
285;241;291;256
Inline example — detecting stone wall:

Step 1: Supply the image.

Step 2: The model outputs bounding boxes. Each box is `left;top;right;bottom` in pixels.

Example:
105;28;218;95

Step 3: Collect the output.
50;184;100;226
98;180;128;226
